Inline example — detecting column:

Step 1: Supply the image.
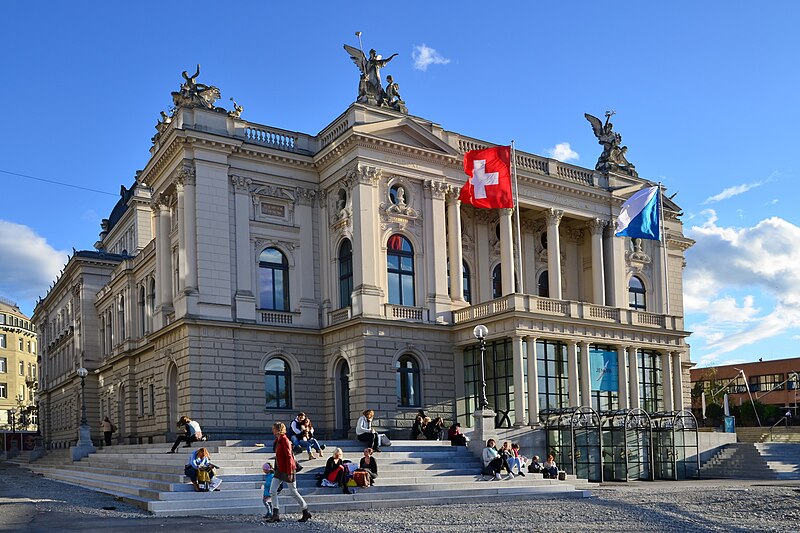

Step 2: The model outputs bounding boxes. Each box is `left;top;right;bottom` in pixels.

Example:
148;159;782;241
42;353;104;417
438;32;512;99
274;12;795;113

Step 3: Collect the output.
672;351;684;410
446;189;465;302
512;336;525;426
522;226;537;295
567;340;579;407
662;351;673;411
424;180;451;322
232;176;256;321
182;167;198;296
604;219;627;307
588;219;606;305
499;208;515;295
652;238;667;314
175;181;186;294
545;208;563;300
296;187;319;326
617;345;629;409
579;341;591;408
628;346;640;409
526;337;540;426
350;166;383;317
153;198;173;327
476;218;491;302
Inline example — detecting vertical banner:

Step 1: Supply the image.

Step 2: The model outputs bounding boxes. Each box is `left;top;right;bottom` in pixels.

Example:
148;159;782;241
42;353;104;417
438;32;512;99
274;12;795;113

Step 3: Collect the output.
590;347;619;392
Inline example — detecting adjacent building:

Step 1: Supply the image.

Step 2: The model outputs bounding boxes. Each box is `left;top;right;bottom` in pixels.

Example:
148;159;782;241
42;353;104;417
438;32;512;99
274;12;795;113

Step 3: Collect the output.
0;297;39;431
34;63;694;449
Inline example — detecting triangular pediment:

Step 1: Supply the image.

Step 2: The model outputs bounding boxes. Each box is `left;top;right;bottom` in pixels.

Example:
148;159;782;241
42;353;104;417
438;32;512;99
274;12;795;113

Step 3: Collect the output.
352;118;459;156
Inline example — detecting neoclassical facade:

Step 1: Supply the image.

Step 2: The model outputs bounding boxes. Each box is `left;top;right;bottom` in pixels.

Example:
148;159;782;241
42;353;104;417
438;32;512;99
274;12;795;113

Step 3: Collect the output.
0;298;39;431
35;72;693;448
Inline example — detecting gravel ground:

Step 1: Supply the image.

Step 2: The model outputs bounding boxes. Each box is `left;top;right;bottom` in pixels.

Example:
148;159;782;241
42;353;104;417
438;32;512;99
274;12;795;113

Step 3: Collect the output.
1;461;799;532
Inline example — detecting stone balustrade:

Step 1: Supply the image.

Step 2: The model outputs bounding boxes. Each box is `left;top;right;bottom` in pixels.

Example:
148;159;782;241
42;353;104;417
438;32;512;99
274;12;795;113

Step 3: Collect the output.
384;304;428;322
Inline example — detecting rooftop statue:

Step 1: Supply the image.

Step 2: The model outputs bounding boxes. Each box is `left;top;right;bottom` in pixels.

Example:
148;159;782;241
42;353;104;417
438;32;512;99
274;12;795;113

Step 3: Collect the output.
344;36;405;113
171;64;222;110
584;111;637;176
228;97;244;118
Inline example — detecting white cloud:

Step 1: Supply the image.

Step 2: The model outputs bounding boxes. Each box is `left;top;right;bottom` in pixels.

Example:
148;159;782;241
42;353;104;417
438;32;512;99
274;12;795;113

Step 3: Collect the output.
412;44;450;71
702;181;764;204
685;211;800;361
0;220;68;306
546;142;579;163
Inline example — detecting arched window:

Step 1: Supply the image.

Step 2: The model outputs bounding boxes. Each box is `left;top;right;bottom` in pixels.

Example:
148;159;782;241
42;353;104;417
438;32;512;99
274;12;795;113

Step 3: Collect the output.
338;239;353;308
264;357;292;409
629;276;646;311
396;354;421;407
259;248;289;311
148;278;156;331
538;271;549;298
118;296;125;341
492;264;502;299
462;262;472;304
138;286;146;336
387;235;415;306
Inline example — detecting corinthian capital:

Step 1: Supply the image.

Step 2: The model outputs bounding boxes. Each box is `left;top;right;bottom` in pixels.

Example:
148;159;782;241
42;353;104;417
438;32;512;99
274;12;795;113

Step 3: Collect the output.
230;175;252;192
545;208;564;226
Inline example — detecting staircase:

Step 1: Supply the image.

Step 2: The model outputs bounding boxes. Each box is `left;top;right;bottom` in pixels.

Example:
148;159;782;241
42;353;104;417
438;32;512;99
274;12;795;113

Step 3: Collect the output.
20;440;589;516
734;427;769;443
700;442;800;480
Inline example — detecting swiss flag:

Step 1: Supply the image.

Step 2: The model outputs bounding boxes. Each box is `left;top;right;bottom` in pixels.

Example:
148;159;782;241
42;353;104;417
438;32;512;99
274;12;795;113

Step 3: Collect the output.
459;146;513;208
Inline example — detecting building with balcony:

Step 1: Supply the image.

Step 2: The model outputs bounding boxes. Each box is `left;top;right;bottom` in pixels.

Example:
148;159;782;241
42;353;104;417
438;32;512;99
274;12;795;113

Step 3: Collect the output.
34;67;693;448
0;297;39;432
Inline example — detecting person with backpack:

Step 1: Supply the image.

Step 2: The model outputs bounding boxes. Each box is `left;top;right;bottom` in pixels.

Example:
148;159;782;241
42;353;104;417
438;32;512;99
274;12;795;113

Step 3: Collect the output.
356;447;378;486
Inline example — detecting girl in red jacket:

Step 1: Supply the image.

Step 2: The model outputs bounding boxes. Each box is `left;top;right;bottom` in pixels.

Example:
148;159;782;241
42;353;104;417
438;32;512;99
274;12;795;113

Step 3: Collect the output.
266;422;311;523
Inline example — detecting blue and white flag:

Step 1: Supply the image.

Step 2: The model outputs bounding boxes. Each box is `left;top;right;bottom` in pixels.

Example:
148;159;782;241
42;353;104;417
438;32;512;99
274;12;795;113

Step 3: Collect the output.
615;186;661;240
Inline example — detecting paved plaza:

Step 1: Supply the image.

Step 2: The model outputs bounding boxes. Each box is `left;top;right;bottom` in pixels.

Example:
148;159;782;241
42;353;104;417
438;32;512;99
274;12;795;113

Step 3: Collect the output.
1;461;798;532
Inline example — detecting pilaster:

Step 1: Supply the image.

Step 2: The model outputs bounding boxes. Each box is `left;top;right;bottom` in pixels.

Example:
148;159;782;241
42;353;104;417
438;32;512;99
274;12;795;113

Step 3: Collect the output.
545;208;563;300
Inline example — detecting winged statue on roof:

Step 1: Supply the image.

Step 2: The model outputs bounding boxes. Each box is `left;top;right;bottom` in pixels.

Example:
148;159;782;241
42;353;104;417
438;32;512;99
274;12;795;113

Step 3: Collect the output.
343;39;405;112
584;111;637;176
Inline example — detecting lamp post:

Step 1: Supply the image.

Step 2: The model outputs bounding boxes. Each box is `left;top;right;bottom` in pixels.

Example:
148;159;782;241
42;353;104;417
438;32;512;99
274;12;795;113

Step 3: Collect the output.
72;367;96;460
473;325;489;410
8;408;16;434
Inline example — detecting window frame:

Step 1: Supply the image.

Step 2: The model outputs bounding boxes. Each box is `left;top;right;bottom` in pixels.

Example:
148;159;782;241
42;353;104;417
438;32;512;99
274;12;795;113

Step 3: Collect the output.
264;357;292;410
396;354;421;408
338;239;353;309
387;235;415;306
628;276;647;311
259;247;290;311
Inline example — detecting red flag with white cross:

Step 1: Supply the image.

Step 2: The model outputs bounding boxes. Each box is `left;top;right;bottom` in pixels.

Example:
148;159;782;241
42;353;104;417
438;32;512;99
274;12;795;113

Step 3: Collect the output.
459;146;513;208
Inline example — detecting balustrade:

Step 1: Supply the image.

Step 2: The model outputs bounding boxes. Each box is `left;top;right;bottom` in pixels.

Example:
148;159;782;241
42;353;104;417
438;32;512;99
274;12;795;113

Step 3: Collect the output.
245;127;297;150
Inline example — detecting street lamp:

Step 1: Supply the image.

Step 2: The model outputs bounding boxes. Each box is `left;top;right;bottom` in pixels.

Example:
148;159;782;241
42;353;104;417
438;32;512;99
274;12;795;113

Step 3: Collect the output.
77;367;88;426
8;408;16;434
472;325;489;410
72;366;96;460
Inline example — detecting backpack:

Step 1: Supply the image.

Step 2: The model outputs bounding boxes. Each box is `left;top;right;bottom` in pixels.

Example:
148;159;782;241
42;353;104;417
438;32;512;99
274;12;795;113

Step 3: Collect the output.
481;466;495;477
353;470;371;488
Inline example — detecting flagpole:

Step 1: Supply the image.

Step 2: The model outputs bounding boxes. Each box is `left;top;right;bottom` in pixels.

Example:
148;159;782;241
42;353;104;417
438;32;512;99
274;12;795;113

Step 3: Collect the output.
658;182;670;315
511;141;524;294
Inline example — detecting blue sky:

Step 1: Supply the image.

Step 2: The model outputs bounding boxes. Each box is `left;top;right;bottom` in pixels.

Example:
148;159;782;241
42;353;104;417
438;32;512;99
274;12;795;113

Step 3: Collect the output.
1;1;798;367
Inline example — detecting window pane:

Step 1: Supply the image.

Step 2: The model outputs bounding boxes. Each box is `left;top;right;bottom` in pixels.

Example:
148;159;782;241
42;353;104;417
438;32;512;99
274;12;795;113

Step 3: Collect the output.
401;275;415;306
388;273;400;304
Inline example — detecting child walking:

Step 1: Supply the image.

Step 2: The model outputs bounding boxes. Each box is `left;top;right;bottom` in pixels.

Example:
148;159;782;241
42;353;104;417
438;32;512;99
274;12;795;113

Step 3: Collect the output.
262;462;274;519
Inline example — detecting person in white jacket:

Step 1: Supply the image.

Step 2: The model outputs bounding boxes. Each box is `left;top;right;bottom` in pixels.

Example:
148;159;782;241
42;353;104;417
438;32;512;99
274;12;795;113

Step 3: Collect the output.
356;409;381;452
482;439;513;480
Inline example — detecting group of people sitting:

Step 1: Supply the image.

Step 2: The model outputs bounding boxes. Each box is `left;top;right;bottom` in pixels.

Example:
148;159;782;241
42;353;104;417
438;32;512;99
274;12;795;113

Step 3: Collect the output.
482;439;560;480
409;410;469;447
289;412;326;460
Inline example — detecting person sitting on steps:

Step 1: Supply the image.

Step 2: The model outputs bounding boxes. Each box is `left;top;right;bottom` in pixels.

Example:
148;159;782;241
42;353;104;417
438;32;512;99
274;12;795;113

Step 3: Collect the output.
356;409;381;452
447;422;468;446
543;454;559;479
320;447;352;494
168;415;204;453
482;438;514;480
357;447;378;485
424;416;446;440
183;447;221;492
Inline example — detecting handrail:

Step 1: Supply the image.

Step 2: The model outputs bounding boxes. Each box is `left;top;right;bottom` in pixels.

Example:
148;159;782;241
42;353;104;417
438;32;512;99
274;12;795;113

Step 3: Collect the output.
768;416;788;442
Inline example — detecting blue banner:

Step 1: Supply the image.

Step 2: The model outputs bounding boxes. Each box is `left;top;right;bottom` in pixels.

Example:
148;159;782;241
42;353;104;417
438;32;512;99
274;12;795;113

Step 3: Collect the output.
589;348;618;392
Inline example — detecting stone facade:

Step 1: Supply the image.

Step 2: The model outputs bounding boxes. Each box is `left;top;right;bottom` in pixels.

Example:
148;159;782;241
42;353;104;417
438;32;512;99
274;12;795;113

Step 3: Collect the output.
0;298;39;431
34;95;694;448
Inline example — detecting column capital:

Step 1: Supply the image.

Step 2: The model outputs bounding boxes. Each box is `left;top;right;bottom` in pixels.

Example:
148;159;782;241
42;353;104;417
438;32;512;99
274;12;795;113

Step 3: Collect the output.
423;179;448;200
230;175;253;193
446;186;461;205
173;163;196;186
587;218;607;235
545;208;563;226
500;207;514;217
346;164;382;186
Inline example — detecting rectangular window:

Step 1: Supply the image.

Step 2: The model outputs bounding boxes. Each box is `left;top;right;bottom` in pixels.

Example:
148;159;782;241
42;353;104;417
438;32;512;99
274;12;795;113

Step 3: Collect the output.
0;314;5;324
19;361;24;375
149;384;155;415
589;344;619;412
0;334;4;348
463;338;517;427
538;339;570;412
138;387;145;416
19;338;23;351
638;349;664;413
0;382;6;399
0;357;5;373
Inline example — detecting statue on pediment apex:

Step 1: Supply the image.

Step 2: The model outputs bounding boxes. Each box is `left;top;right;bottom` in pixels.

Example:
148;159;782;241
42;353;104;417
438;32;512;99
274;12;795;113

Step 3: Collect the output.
585;111;637;176
171;64;221;110
344;37;406;113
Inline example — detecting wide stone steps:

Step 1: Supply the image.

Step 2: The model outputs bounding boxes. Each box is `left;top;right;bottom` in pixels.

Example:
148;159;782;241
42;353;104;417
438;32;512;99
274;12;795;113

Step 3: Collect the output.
700;443;800;479
23;439;589;515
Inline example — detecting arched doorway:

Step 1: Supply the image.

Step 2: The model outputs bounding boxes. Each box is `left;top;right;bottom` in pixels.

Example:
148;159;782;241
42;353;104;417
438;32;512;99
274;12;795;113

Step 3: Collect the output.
167;364;178;436
335;360;351;439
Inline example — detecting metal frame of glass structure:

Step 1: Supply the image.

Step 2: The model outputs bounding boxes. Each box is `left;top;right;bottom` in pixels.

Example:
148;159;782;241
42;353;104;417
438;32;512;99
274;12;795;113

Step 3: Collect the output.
650;410;700;480
600;408;653;481
540;407;603;482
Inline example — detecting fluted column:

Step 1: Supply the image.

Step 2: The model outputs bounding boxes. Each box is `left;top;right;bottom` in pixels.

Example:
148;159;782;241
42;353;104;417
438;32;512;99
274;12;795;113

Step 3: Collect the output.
604;217;627;307
588;219;606;305
152;197;173;328
512;336;525;425
176;182;186;294
628;346;640;409
567;340;579;407
181;167;198;295
499;208;515;295
424;180;451;322
232;176;256;321
446;189;465;302
526;337;539;426
662;351;673;411
579;341;592;407
617;345;629;409
545;208;563;299
672;351;684;410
